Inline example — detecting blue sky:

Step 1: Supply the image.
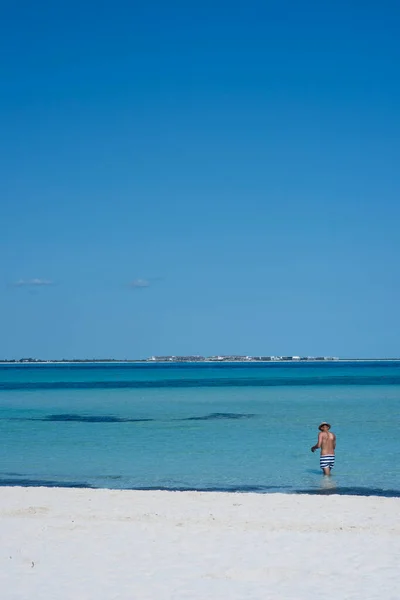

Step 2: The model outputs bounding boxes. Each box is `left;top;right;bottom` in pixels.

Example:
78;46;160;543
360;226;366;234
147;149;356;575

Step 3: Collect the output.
1;0;399;359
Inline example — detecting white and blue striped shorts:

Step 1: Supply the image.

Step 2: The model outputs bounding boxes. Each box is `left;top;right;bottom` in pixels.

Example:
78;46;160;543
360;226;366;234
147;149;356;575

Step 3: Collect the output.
320;454;335;470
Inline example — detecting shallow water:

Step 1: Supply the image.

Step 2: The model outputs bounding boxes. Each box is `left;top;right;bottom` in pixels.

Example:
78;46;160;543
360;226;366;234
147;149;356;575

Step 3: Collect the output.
0;362;399;496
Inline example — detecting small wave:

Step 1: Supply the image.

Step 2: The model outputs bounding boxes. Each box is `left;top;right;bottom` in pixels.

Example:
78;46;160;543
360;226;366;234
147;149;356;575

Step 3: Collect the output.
295;486;400;497
0;477;94;488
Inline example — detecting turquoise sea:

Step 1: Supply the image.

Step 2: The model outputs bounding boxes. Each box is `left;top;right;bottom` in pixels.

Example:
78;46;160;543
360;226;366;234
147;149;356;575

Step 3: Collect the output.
0;361;399;496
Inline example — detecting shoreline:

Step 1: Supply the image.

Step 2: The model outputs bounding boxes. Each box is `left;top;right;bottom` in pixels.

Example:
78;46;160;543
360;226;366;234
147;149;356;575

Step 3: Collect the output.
1;487;399;599
0;482;400;498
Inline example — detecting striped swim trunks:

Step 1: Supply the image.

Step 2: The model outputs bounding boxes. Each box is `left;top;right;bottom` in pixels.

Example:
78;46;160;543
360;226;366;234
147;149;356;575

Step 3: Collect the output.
320;455;335;470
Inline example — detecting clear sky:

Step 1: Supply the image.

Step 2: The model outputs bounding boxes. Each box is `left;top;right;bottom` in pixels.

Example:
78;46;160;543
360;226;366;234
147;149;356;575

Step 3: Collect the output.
1;0;399;359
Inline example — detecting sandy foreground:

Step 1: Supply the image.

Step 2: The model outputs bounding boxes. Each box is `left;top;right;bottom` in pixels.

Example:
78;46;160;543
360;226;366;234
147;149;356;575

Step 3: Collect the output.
0;487;399;600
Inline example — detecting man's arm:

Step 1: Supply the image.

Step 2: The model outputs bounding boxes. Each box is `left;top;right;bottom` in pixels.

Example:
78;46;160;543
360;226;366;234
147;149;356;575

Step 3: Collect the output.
311;432;323;453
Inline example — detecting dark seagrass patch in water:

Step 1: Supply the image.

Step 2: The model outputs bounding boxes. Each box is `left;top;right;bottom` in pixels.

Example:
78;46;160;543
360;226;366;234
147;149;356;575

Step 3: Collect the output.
43;414;153;423
2;374;400;390
183;412;256;421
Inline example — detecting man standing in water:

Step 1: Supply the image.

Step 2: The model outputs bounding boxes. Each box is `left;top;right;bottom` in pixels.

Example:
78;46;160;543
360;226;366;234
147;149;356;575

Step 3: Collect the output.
311;422;336;475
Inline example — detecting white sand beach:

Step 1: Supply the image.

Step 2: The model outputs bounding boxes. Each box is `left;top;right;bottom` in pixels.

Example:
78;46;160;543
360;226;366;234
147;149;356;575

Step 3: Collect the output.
0;487;399;600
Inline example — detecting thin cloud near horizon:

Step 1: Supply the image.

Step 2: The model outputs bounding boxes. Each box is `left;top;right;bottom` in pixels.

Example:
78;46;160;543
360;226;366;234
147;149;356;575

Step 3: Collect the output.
13;278;54;287
129;278;151;289
128;277;163;289
11;277;159;289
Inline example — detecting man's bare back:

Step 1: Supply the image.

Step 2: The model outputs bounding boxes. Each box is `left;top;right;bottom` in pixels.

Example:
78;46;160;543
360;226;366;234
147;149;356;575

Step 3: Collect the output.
311;422;336;475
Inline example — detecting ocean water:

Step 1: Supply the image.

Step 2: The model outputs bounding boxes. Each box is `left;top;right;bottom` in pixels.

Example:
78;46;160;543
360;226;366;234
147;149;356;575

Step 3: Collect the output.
0;361;399;496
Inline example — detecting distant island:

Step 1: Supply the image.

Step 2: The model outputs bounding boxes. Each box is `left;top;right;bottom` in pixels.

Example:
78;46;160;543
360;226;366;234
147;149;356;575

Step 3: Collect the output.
1;355;399;364
2;355;339;363
144;355;339;362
